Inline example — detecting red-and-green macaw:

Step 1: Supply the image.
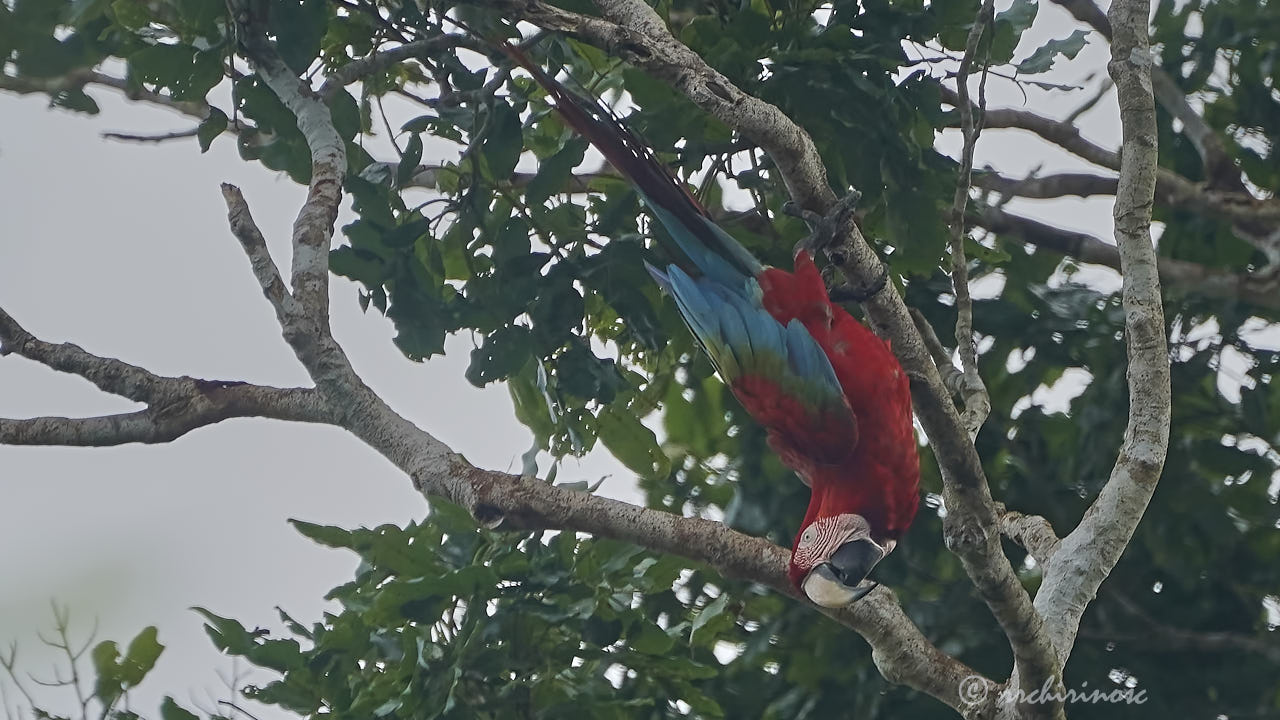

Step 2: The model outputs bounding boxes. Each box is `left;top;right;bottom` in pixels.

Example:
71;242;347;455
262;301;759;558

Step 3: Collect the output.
509;50;920;607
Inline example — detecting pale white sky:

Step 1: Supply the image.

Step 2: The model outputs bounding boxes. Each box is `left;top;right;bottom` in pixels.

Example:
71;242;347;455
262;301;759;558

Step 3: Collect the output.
0;4;1273;718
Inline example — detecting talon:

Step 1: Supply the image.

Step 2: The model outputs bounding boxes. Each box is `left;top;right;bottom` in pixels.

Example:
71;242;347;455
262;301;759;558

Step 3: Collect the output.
828;263;890;303
782;200;825;228
791;189;863;257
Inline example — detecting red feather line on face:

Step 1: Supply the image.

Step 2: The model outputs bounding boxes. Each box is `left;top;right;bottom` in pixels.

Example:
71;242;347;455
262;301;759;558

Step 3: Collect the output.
502;42;919;582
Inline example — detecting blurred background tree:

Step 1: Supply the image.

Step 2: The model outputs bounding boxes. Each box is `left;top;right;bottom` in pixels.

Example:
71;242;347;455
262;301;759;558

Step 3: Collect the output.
1;0;1277;718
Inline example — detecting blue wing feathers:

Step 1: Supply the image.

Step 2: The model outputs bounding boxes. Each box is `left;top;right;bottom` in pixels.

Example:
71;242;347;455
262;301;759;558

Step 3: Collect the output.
656;260;846;412
639;190;762;286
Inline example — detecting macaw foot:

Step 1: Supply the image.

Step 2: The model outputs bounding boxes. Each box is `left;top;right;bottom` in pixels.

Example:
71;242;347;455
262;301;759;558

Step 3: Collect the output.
783;189;862;257
828;264;889;303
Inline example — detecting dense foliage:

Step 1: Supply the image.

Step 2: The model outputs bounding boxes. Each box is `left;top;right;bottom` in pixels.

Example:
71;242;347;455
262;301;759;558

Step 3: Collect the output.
2;0;1277;717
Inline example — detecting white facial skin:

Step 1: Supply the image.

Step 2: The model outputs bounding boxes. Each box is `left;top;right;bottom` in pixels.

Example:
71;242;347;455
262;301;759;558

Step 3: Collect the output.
794;514;894;607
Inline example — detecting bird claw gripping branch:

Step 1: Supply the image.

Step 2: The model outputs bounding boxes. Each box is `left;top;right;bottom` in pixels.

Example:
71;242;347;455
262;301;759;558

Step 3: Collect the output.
500;42;919;607
783;189;862;258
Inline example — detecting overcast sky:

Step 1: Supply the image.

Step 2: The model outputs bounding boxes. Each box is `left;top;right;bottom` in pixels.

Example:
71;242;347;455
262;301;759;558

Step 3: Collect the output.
1;6;1273;719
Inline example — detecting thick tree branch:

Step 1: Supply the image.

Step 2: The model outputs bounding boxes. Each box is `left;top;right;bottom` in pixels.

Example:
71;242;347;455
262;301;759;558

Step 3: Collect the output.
972;205;1280;309
239;51;343;329
0;307;329;446
1;304;984;712
1034;0;1170;661
0;307;170;405
972;170;1117;199
460;0;1061;711
0;386;328;446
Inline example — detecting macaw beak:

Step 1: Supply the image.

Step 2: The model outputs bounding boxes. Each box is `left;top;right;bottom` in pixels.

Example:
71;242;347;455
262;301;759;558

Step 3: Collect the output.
801;537;886;608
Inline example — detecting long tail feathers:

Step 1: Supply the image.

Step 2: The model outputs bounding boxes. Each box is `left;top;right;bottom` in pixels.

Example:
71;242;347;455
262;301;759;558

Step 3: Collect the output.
501;44;762;284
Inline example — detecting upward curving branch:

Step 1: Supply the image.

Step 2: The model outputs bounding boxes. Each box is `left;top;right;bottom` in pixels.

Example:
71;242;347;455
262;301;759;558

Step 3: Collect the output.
1033;0;1170;661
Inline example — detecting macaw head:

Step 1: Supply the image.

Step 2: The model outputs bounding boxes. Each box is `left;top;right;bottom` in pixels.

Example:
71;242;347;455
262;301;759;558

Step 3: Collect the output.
786;513;896;608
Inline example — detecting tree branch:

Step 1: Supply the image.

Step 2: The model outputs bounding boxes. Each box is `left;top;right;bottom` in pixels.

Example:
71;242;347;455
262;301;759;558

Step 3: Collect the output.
998;507;1061;570
1;300;985;712
942;84;1121;169
1046;0;1249;194
220;183;295;322
971;205;1280;309
462;0;1061;711
1088;591;1280;664
318;34;475;100
947;0;995;442
1034;0;1170;662
1;307;174;405
0;307;330;446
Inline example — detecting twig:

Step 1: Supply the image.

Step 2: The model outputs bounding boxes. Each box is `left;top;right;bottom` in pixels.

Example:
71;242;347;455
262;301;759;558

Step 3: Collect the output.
1064;75;1112;124
971;205;1280;309
908;308;964;395
101;128;200;143
947;0;994;440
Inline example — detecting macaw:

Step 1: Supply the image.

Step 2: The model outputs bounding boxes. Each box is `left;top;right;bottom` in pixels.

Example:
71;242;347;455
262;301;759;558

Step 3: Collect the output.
507;50;920;607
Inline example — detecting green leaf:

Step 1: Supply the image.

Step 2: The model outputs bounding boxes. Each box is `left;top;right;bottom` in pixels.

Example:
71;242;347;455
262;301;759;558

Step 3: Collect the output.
597;407;668;478
192;607;257;655
291;520;356;548
119;626;164;686
198;107;228;153
690;593;730;642
398;134;424;187
997;0;1038;34
466;326;533;386
160;697;200;720
480;103;523;181
327;88;361;141
129;45;223;101
269;0;327;75
110;0;149;30
628;620;676;655
52;87;99;114
989;0;1038;62
329;246;385;286
1017;29;1090;74
527;138;587;206
91;640;122;703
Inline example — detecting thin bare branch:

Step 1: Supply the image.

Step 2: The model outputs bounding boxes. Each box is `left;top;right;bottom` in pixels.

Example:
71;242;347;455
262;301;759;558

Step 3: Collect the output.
909;308;965;395
101;128;200;143
1064;76;1112;124
1090;592;1280;663
972;205;1280;309
1047;0;1248;194
1034;0;1170;663
318;34;476;100
948;0;995;442
219;184;294;320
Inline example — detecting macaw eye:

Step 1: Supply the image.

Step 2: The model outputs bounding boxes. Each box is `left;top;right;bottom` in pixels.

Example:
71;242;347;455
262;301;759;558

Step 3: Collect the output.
799;527;817;548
